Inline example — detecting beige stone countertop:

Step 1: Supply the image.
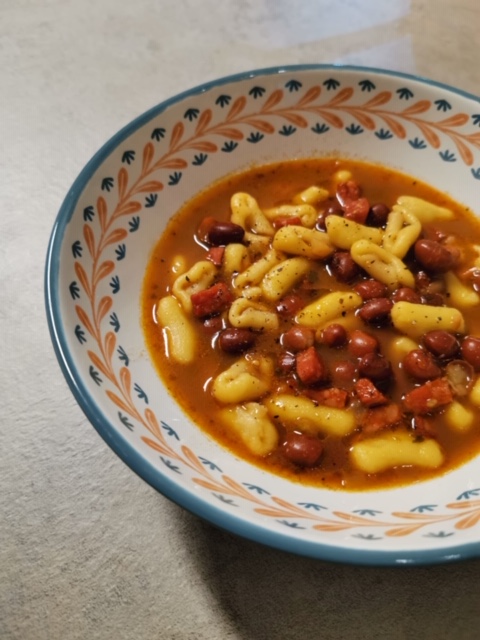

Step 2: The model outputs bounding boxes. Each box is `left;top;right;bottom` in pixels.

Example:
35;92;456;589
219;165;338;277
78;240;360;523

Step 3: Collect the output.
2;1;480;638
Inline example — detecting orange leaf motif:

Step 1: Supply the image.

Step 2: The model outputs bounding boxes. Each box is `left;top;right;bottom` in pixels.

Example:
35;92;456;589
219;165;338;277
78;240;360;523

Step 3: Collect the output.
326;87;354;106
170;122;184;150
83;224;95;258
119;366;131;395
181;445;206;475
144;408;164;441
142;142;155;173
438;113;470;128
97;197;108;232
94;261;115;286
379;114;406;138
87;350;112;380
74;262;91;299
103;227;128;247
214;127;244;140
416;122;441;148
348;109;376;130
401;100;431;116
195;109;212;135
97;296;113;323
118;167;128;200
261;89;283;112
104;331;116;363
452;137;474;165
312;109;344;128
363;91;392;108
278;112;309;128
227;96;246;121
117;201;142;216
141;436;171;456
106;390;133;415
246;118;275;134
158;158;188;170
75;305;95;337
189;141;218;152
295;86;322;107
133;180;164;194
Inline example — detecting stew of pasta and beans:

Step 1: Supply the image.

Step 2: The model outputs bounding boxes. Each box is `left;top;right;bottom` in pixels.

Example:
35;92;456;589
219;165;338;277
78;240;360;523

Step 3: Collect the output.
142;158;480;490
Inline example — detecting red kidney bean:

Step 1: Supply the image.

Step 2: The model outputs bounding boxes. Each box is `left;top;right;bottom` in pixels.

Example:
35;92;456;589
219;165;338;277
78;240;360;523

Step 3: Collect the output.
277;352;296;374
445;360;474;397
423;330;459;359
332;360;358;388
358;352;392;385
403;349;442;381
391;287;422;304
354;279;388;300
203;316;224;334
415;270;431;292
414;239;456;273
422;292;445;307
276;293;304;317
367;202;390;227
282;326;315;352
282;432;323;467
218;328;255;353
358;297;393;325
315;200;343;231
329;251;360;282
320;323;348;348
348;329;379;357
461;336;480;371
207;220;245;246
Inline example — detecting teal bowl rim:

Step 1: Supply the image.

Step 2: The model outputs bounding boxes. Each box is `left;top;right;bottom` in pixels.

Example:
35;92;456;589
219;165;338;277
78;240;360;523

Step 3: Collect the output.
45;64;480;566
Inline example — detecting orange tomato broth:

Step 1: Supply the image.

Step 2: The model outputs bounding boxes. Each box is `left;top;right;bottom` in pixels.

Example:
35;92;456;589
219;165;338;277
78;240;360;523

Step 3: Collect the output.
141;158;480;491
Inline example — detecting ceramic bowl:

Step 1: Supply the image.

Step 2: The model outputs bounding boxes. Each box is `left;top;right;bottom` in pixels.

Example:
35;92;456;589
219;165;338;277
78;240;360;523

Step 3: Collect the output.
45;65;480;565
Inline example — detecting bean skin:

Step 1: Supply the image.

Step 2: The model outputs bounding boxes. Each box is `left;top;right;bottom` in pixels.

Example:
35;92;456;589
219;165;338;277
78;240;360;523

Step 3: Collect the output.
403;349;442;381
423;330;459;360
348;329;379;357
391;287;422;304
282;326;315;352
320;323;348;348
207;221;245;246
329;251;360;282
358;297;393;325
354;279;388;301
218;328;255;353
277;352;296;374
276;293;304;317
332;360;358;388
368;202;390;227
414;239;456;273
358;352;392;385
461;336;480;371
316;200;343;231
282;432;323;467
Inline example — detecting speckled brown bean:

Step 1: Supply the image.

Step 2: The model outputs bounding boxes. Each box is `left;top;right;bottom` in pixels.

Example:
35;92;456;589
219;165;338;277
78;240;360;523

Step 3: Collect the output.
320;323;348;348
207;221;245;246
281;432;323;467
423;330;459;360
332;360;358;388
329;251;360;282
403;349;442;381
414;239;456;273
461;336;480;371
391;287;422;304
277;352;296;374
358;297;393;325
358;352;392;384
348;329;379;357
218;328;255;353
354;279;388;300
368;203;390;227
282;326;315;352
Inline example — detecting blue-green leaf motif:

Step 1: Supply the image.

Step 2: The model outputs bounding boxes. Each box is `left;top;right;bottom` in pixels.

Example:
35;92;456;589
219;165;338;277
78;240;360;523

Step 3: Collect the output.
353;509;382;517
323;78;340;90
214;493;237;506
151;127;166;141
457;488;480;500
249;86;266;99
409;137;427;149
424;531;454;538
397;87;414;100
298;502;327;511
74;325;86;344
221;140;238;152
83;206;95;222
410;504;437;513
278;520;305;529
134;382;148;404
346;123;364;135
168;171;182;185
160;457;181;473
161;420;179;440
199;457;222;472
118;412;134;431
145;193;157;208
215;94;231;107
434;99;451;112
192;153;208;166
242;483;270;495
246;132;264;143
117;345;129;365
359;79;376;92
375;128;393;140
439;149;456;162
122;150;135;164
101;177;114;192
69;281;80;300
471;167;480;180
184;108;200;121
472;114;480;126
115;244;126;260
72;240;82;258
353;533;383;540
285;79;302;92
110;275;120;294
109;312;120;332
311;123;330;134
279;124;296;136
89;366;102;386
129;216;140;232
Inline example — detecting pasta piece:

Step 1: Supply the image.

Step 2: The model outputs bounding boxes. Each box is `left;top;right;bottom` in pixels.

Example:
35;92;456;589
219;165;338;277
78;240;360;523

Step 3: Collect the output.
350;239;415;289
264;203;317;228
469;379;480;407
444;271;480;309
395;195;454;222
325;215;383;249
171;254;188;276
350;430;444;473
230;192;274;235
382;207;421;258
266;394;357;436
261;257;311;301
244;232;272;256
156;296;196;364
296;291;363;328
384;336;420;368
292;185;330;206
229;297;279;331
391;301;465;339
212;355;273;404
272;225;334;259
218;402;278;456
234;248;285;290
332;169;352;185
222;244;250;280
444;401;475;432
171;260;217;313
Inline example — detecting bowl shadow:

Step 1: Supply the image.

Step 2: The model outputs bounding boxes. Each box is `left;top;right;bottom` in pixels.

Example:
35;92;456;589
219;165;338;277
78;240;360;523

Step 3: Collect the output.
177;509;480;640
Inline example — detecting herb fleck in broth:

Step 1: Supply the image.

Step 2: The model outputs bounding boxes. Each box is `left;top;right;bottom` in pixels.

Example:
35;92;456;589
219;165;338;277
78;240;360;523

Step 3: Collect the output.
142;158;480;490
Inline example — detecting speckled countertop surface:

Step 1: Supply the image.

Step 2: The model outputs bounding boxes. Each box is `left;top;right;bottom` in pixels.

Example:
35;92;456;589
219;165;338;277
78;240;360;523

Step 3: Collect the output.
2;1;480;638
